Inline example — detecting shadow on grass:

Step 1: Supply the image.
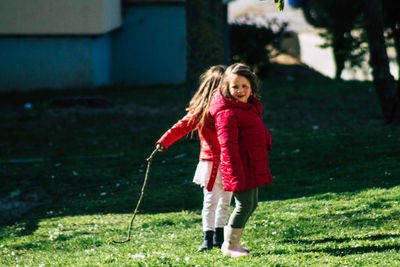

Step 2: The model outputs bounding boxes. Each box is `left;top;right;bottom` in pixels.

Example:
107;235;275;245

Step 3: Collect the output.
281;233;400;245
250;234;400;257
307;244;400;256
263;244;400;256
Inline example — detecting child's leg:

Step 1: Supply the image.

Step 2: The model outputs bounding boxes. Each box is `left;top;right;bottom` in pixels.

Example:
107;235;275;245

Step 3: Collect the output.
198;187;219;251
202;187;219;231
221;188;257;257
228;188;258;228
212;184;232;247
242;188;258;225
215;185;232;229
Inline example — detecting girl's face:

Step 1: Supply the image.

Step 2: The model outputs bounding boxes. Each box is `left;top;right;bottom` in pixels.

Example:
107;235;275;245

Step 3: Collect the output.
228;74;252;103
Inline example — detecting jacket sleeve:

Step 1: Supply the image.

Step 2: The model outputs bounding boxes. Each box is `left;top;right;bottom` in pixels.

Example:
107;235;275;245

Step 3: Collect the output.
156;113;197;150
215;110;246;190
265;128;272;151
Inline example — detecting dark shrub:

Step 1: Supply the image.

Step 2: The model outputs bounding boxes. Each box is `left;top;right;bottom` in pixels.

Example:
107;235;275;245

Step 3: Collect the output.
229;16;289;77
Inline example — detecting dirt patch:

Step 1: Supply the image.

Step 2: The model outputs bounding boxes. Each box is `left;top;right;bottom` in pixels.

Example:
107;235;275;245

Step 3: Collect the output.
0;187;50;225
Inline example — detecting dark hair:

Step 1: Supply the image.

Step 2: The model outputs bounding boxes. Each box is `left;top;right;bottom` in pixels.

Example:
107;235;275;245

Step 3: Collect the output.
220;63;259;100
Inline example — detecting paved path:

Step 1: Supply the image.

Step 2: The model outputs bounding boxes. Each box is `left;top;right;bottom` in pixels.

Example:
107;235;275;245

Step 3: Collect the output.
228;0;398;80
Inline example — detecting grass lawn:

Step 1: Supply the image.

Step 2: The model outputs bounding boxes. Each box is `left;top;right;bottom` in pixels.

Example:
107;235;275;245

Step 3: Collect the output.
0;77;399;266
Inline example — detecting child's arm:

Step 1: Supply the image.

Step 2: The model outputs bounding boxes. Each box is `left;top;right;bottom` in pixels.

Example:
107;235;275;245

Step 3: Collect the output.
156;113;197;150
215;110;246;188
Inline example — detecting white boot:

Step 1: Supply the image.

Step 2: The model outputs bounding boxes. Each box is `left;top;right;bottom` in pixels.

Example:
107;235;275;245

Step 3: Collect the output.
221;226;249;257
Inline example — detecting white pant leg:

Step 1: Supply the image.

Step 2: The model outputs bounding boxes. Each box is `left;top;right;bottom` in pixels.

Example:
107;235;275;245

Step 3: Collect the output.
214;183;233;228
202;186;219;232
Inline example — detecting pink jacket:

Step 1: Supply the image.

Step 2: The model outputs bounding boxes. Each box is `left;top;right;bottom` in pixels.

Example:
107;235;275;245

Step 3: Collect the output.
209;90;273;193
156;113;221;191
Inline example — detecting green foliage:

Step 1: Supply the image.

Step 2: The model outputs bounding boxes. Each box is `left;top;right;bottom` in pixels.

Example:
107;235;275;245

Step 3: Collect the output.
303;0;400;81
274;0;284;11
301;0;366;79
383;0;400;33
318;30;368;69
382;0;400;80
229;16;289;77
262;0;284;11
1;78;400;265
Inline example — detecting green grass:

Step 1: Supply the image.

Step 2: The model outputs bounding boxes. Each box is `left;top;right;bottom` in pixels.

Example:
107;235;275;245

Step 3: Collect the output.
1;78;399;266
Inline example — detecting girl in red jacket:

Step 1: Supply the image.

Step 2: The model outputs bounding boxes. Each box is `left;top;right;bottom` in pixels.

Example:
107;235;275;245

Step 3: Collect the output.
209;63;273;257
155;65;233;251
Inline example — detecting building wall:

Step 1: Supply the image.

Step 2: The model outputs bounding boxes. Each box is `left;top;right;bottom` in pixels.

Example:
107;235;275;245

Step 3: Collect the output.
0;0;187;91
112;5;187;85
0;35;111;90
0;0;121;34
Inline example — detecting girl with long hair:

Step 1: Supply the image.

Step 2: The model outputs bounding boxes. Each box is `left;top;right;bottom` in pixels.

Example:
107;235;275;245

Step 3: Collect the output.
156;65;232;251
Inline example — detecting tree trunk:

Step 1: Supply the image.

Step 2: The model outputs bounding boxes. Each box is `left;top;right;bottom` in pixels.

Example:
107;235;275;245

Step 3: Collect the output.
333;32;346;80
186;0;226;98
333;49;345;80
391;23;400;90
364;0;400;123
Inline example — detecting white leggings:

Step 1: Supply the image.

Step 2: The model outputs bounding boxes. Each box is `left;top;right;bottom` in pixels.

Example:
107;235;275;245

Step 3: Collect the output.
202;183;232;231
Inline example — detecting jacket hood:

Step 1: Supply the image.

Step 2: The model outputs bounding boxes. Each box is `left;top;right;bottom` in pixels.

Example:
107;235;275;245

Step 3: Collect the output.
209;88;262;117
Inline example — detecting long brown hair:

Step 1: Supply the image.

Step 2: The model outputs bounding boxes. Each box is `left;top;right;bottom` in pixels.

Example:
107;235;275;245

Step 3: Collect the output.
187;65;226;129
220;63;259;100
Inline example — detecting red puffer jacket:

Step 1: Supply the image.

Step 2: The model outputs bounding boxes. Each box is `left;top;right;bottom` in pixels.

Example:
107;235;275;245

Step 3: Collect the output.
209;90;273;193
156;113;221;191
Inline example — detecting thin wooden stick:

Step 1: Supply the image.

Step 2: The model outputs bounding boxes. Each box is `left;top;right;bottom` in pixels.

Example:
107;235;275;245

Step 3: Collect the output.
109;148;159;244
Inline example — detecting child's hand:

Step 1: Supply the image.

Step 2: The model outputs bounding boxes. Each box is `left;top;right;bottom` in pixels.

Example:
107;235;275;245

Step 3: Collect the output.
156;143;165;151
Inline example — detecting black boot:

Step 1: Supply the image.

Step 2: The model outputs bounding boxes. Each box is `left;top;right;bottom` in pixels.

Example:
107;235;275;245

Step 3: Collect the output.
213;227;224;248
197;231;214;252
